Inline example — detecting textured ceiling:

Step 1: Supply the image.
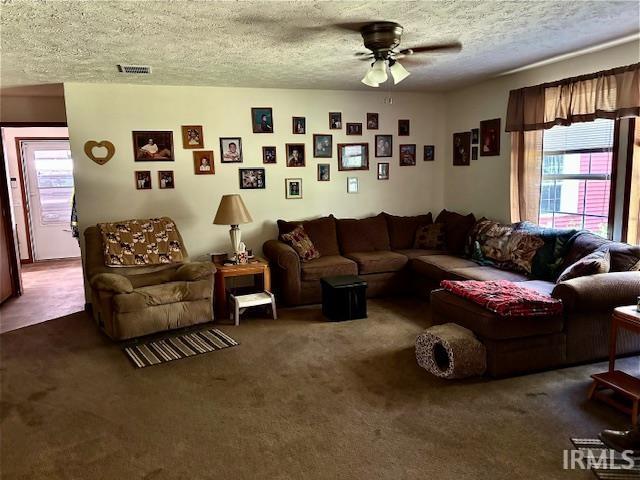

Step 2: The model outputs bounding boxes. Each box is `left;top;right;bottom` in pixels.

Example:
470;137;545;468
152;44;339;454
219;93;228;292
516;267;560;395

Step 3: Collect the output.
1;0;639;94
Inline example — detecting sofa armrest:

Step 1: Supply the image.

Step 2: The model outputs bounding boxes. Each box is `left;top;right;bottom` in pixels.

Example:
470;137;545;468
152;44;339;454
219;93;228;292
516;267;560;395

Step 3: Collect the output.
552;272;640;313
263;240;301;273
90;273;134;294
172;262;215;282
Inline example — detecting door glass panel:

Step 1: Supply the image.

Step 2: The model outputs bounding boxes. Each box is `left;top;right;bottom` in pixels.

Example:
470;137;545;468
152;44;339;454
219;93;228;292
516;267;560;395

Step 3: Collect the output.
33;150;73;225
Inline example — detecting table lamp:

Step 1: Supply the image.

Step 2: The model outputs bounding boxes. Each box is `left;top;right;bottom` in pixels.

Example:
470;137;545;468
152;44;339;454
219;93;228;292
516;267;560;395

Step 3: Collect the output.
213;194;253;259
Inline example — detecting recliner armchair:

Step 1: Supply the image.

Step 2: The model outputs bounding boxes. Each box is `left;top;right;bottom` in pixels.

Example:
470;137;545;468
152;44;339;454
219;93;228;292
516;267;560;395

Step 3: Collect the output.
84;219;215;340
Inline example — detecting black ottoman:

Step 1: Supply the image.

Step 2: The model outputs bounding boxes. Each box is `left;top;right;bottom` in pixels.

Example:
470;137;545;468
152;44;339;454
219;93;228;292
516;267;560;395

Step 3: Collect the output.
320;275;367;321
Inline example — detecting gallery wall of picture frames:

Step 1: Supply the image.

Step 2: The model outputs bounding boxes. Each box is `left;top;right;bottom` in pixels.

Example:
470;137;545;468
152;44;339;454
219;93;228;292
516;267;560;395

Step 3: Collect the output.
95;107;439;195
452;118;501;166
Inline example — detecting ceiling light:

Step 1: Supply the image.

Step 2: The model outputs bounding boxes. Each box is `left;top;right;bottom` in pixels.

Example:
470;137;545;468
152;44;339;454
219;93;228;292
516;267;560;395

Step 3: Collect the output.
361;70;379;87
389;60;410;84
368;59;388;84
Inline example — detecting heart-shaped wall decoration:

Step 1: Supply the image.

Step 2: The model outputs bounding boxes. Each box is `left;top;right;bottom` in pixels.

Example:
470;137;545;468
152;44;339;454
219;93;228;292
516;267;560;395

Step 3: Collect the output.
84;140;115;165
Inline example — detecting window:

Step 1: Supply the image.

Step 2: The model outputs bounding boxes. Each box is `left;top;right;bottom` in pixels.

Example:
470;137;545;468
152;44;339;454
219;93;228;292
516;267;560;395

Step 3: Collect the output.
538;119;614;237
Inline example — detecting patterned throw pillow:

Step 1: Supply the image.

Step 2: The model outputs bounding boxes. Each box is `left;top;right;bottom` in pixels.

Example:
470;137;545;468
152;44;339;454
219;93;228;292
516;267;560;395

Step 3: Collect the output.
505;231;545;274
414;223;446;249
280;225;320;262
556;249;610;283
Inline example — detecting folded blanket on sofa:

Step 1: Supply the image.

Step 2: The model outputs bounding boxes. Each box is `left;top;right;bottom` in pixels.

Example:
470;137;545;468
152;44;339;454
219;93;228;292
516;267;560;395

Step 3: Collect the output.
440;280;563;317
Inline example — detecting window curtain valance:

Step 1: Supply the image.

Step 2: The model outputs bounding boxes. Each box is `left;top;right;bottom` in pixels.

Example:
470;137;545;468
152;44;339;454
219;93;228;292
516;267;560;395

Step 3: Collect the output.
506;63;640;132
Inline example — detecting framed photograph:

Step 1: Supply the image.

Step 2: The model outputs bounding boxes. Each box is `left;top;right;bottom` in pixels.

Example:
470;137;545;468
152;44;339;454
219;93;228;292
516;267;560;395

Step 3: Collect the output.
239;168;266;189
346;122;362;135
453;131;471;166
398;119;410;136
285;178;303;199
399;144;417;166
329;112;342;129
181;125;204;149
134;170;152;189
480;118;500;156
313;134;332;158
338;143;369;171
471;128;479;145
367;113;379;130
347;177;359;194
472;146;479;160
317;164;330;181
424;145;435;161
286;143;305;167
292;117;306;134
219;137;242;163
377;162;389;180
158;170;175;189
251;107;274;133
375;135;392;158
132;131;174;161
262;146;277;164
193;151;215;174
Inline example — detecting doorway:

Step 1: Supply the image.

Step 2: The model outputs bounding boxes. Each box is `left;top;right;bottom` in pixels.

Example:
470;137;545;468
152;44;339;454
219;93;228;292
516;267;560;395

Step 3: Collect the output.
20;139;80;260
0;125;85;332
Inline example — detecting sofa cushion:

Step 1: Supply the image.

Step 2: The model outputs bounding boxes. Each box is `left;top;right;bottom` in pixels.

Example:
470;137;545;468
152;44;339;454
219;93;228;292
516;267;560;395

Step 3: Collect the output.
281;225;321;262
517;280;555;297
393;249;448;259
336;214;391;254
451;266;529;282
434;210;476;255
300;255;357;281
562;231;640;272
557;249;610;283
410;255;478;281
277;215;340;257
413;223;446;250
345;251;408;275
113;279;211;313
430;289;564;340
383;212;432;250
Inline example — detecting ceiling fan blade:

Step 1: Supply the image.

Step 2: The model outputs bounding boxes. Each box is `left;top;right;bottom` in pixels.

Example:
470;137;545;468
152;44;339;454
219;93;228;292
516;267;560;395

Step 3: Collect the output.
398;42;462;55
331;21;380;32
395;56;429;67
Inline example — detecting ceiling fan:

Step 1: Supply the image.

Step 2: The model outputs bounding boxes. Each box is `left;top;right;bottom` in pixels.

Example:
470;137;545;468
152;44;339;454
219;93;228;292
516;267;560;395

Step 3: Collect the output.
340;21;462;87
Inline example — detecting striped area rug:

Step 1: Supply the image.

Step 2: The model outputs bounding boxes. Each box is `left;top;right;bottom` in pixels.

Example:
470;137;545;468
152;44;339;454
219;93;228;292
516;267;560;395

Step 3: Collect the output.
571;438;640;479
123;328;238;368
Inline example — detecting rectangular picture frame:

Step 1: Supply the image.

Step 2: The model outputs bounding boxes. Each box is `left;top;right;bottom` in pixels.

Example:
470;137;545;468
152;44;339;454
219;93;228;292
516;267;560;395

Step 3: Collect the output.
377;162;389;180
317;163;330;181
399;144;417;166
286;143;306;167
193;150;215;174
239;168;266;189
292;116;306;134
262;146;277;164
158;170;175;189
367;113;379;130
251;107;274;133
375;134;392;158
347;177;359;194
329;112;342;130
181;125;204;149
424;145;435;161
134;170;152;189
313;134;332;158
338;143;369;171
346;122;362;136
285;178;303;199
132;131;174;161
219;137;243;163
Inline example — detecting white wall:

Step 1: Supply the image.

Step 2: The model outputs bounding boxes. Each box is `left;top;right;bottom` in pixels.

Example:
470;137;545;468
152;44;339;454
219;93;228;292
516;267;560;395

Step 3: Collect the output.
444;40;640;223
64;83;447;261
1;126;69;260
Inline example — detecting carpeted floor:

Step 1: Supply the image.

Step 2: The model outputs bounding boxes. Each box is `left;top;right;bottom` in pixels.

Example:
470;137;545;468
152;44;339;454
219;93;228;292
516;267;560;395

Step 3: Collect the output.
1;297;637;479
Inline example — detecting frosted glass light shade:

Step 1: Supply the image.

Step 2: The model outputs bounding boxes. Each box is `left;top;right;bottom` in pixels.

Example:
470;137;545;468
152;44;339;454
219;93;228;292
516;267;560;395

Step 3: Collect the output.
361;70;379;87
389;61;410;84
369;60;388;84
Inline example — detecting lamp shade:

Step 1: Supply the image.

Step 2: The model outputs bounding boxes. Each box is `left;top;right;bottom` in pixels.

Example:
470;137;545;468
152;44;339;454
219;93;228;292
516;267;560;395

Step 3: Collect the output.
389;60;410;84
213;194;253;225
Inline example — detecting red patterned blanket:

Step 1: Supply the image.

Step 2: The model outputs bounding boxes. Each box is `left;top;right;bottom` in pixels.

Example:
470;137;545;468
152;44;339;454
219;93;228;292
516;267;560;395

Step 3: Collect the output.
440;280;563;317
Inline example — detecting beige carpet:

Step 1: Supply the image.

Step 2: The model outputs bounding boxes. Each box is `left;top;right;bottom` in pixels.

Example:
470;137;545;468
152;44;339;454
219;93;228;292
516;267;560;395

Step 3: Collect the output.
1;298;636;479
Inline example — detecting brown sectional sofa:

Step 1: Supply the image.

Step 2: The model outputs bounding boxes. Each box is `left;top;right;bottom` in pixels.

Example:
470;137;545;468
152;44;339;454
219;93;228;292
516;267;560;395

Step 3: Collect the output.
263;211;640;377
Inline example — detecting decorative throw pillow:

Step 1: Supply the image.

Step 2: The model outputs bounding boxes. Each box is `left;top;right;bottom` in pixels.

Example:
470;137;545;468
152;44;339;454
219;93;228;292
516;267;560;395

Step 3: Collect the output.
280;226;320;262
514;223;578;281
414;223;446;250
435;210;476;255
505;231;545;274
556;249;611;283
470;219;514;267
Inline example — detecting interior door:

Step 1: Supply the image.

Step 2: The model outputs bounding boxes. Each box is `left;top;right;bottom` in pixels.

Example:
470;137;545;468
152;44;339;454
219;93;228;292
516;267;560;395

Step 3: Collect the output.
21;140;80;260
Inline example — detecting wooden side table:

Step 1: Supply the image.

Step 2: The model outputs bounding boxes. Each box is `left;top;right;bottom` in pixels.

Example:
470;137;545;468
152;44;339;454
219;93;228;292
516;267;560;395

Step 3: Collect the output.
213;258;271;320
588;305;640;426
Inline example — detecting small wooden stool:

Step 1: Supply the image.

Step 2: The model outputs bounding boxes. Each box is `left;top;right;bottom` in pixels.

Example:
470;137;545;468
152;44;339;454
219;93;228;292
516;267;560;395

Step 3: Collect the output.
228;291;277;326
588;306;640;426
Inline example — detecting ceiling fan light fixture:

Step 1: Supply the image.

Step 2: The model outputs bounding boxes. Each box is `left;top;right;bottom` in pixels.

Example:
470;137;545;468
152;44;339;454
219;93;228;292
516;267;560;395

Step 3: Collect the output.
361;71;379;87
389;60;410;84
368;59;388;84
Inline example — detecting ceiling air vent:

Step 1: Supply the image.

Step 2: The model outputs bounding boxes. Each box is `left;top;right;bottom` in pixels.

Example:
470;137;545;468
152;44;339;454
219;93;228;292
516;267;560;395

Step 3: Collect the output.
117;64;152;75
